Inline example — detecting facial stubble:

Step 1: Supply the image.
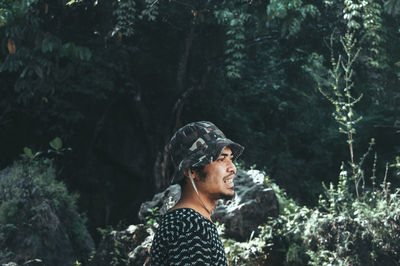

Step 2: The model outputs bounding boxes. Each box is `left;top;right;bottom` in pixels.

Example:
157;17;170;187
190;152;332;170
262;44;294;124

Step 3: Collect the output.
219;172;236;201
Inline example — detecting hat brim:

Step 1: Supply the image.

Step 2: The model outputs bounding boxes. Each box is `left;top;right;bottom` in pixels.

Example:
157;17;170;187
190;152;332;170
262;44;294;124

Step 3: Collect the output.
214;139;244;162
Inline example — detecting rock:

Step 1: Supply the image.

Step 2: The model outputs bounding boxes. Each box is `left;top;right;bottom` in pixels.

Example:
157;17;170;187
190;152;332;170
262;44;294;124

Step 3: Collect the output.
91;169;279;265
212;169;279;241
90;224;153;266
138;184;181;223
139;169;279;241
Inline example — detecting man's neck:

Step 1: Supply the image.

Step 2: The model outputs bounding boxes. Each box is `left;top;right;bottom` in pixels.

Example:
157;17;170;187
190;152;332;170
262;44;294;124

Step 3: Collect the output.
172;189;218;221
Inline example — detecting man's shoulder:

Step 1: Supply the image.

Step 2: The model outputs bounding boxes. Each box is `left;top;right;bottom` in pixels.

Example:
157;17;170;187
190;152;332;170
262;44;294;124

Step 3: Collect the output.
157;208;212;235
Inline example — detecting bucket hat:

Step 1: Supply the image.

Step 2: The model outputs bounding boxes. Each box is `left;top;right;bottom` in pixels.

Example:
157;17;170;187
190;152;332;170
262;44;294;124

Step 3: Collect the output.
169;121;244;183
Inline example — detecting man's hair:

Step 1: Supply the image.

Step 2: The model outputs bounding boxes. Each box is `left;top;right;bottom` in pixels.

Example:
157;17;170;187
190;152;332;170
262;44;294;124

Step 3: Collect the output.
178;165;207;188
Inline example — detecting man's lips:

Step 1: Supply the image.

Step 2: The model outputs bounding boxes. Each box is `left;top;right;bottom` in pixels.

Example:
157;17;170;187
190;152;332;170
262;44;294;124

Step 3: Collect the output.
223;172;235;180
223;173;235;188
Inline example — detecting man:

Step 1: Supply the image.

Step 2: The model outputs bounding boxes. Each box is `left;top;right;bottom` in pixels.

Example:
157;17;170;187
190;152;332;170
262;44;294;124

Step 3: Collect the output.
151;121;244;265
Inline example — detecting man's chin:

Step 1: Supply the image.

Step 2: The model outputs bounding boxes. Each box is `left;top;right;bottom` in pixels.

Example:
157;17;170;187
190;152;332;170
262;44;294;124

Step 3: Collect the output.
219;191;235;201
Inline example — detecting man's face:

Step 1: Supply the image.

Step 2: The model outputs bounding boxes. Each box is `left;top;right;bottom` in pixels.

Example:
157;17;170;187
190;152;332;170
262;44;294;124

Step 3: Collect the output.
194;147;237;201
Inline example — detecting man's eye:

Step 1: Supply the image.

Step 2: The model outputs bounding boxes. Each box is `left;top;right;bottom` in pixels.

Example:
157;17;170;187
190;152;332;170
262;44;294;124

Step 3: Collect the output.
218;157;224;161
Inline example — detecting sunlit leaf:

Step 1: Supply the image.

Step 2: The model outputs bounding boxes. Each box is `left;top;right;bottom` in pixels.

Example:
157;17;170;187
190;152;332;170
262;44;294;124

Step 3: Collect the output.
23;147;34;159
49;137;63;151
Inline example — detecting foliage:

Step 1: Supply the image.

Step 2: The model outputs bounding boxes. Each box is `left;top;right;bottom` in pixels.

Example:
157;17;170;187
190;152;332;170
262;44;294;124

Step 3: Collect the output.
319;30;365;198
1;0;400;251
93;224;152;266
220;162;400;265
260;159;400;265
219;169;297;265
384;0;400;16
220;1;400;264
21;136;72;161
0;159;92;264
95;226;129;265
144;207;160;227
112;0;159;38
110;237;128;266
245;2;400;264
266;0;319;37
220;224;266;266
214;1;250;79
0;0;96;139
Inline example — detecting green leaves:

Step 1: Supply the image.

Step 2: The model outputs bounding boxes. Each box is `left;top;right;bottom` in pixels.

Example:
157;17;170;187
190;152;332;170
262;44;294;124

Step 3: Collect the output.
144;207;160;226
21;137;71;161
22;147;43;160
384;0;400;16
141;0;159;21
261;155;400;265
0;8;6;27
215;7;250;78
113;0;160;38
0;159;91;263
49;137;63;151
0;0;94;134
23;147;34;159
113;0;136;37
60;43;92;61
41;35;62;53
66;0;84;6
266;0;319;37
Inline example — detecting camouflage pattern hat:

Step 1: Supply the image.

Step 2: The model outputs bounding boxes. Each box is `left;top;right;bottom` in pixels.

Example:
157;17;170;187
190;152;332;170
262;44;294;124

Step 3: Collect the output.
169;121;244;183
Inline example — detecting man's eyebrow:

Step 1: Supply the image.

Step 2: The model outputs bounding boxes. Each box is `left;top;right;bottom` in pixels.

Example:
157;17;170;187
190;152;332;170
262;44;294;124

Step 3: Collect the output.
219;153;233;157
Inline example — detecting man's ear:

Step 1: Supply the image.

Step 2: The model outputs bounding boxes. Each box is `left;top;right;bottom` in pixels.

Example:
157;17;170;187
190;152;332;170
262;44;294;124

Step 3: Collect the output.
183;169;189;178
183;168;195;180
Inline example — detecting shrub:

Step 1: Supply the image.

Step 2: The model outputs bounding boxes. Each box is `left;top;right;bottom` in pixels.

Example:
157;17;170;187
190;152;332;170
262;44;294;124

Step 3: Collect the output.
254;15;400;265
259;159;400;265
0;159;93;265
219;161;400;265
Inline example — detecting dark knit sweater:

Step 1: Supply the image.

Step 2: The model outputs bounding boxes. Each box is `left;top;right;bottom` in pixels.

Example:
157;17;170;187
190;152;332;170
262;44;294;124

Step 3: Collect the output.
150;208;228;266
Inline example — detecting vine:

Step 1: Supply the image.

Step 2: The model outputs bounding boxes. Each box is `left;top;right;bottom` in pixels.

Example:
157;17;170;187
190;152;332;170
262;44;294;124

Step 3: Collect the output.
214;1;250;79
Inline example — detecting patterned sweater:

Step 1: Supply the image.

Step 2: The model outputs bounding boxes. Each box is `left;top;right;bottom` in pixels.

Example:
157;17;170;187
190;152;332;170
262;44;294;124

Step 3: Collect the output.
150;208;228;265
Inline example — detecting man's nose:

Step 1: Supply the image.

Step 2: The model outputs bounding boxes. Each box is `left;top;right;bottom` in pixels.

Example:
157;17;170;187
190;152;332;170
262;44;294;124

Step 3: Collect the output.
227;160;236;174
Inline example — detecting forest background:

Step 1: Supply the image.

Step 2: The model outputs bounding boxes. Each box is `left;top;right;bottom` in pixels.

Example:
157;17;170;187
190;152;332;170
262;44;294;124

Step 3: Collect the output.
1;0;400;265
